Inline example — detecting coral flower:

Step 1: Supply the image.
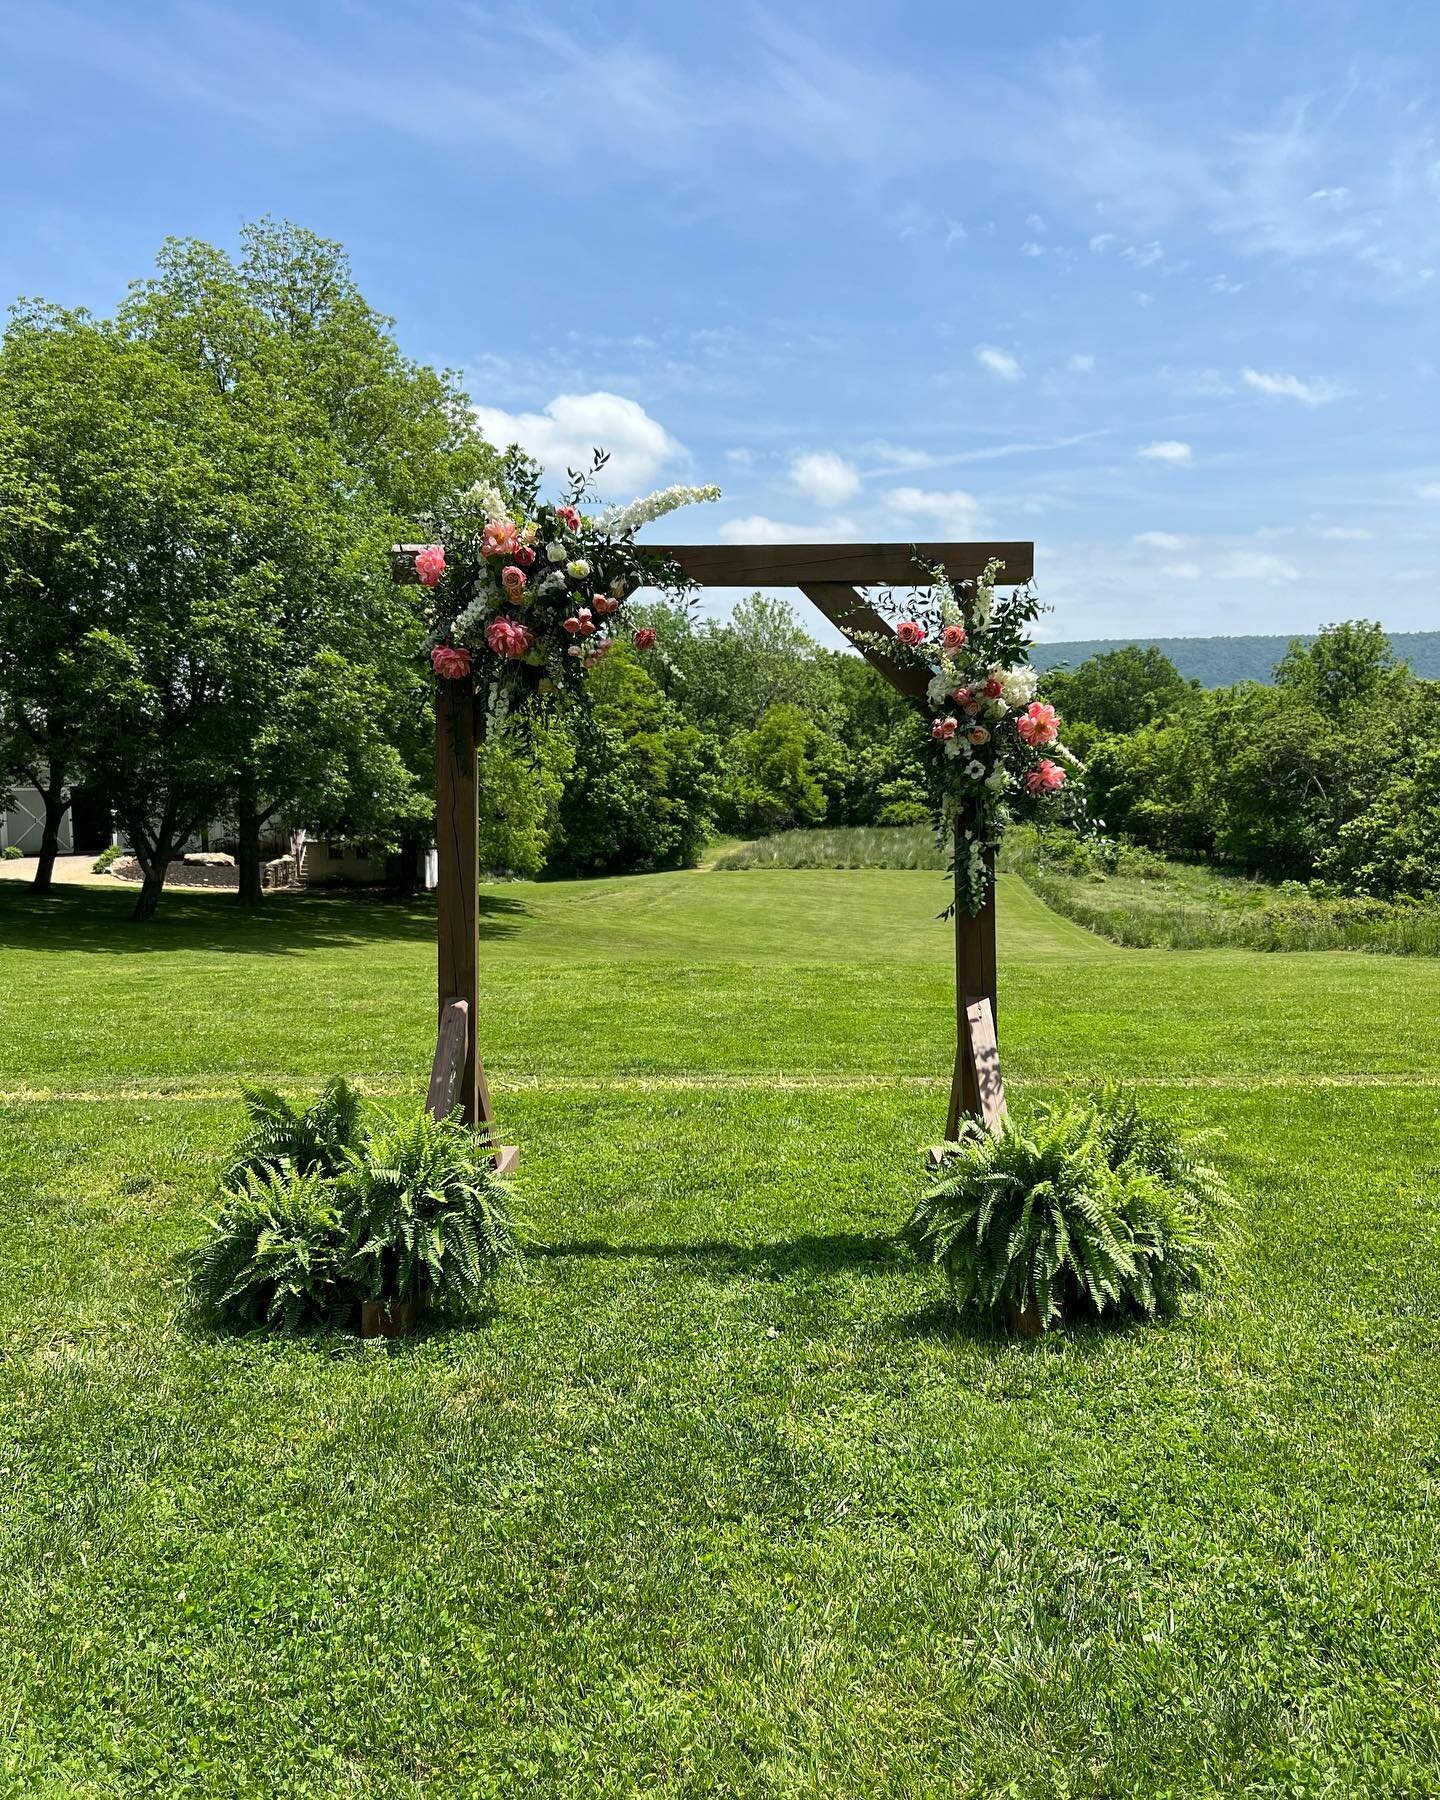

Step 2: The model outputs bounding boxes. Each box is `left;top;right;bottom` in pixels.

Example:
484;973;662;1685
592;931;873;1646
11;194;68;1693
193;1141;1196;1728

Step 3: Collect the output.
941;623;967;652
430;643;470;679
556;505;582;532
592;594;620;617
1017;701;1060;747
513;542;537;568
501;565;528;597
930;716;959;741
895;620;925;647
486;617;534;659
968;726;990;746
482;520;520;559
982;675;1004;700
952;685;974;706
634;627;657;651
414;544;446;587
1025;758;1066;795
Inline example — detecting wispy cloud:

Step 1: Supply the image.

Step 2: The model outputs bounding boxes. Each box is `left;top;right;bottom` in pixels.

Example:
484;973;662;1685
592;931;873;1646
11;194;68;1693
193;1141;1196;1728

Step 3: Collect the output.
1137;441;1194;465
788;450;862;507
1241;368;1342;404
1134;531;1188;549
975;345;1023;382
883;486;988;533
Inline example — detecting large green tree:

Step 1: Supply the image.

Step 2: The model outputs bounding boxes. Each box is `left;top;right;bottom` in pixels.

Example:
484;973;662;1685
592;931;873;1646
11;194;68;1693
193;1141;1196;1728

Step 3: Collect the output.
115;220;498;902
1041;645;1196;737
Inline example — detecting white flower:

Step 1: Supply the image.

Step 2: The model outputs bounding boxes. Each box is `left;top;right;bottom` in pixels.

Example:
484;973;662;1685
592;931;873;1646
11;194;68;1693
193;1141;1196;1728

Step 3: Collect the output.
926;673;954;708
538;570;568;596
610;577;629;599
566;558;591;581
985;768;1009;793
595;484;722;536
1000;663;1038;708
466;481;510;522
965;760;986;781
546;541;568;564
943;737;963;759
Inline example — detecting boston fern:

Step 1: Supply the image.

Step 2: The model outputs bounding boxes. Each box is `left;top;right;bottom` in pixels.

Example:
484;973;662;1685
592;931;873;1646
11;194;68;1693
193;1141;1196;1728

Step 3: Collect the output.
341;1111;520;1312
224;1076;367;1186
908;1092;1235;1331
196;1167;353;1332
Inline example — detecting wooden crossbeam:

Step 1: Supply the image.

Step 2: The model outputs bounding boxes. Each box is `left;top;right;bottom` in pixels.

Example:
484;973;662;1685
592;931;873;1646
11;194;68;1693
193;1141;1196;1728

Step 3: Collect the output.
392;541;1034;589
798;582;934;705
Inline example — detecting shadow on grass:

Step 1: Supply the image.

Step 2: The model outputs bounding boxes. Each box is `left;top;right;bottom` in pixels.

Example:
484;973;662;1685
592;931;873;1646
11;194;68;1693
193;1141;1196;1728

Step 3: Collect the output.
0;884;529;957
891;1294;1160;1352
533;1230;912;1281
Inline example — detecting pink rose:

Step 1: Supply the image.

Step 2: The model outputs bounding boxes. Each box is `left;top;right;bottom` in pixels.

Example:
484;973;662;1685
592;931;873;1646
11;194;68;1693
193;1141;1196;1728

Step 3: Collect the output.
577;608;596;638
513;542;536;568
592;594;619;617
482;520;520;559
634;627;657;651
415;544;446;587
501;565;528;597
952;686;974;706
556;505;582;532
431;643;471;680
941;624;967;652
486;617;534;659
982;675;1004;700
562;615;582;636
930;716;959;741
968;726;990;746
1026;758;1066;796
1017;701;1060;747
895;620;925;647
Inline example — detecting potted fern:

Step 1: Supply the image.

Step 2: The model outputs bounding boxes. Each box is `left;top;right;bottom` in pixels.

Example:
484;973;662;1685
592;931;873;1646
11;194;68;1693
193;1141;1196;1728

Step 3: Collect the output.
195;1081;519;1336
908;1091;1235;1335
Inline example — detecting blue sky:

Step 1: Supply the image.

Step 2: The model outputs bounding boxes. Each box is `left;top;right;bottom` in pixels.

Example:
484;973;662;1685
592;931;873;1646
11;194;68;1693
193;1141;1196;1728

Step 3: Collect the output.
3;0;1439;642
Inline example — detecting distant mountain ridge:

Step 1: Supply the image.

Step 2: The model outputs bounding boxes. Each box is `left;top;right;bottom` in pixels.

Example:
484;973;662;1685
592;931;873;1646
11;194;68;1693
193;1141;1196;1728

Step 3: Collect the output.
1030;631;1440;688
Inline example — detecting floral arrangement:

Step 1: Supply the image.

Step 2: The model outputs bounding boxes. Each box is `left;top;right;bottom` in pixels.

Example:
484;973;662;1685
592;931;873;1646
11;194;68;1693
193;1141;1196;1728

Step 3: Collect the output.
877;559;1080;914
411;455;720;718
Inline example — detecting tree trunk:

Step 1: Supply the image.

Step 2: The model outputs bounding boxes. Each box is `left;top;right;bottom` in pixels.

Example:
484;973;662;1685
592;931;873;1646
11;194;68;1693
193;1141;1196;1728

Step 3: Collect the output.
132;866;168;922
30;769;69;896
387;826;426;895
235;774;264;907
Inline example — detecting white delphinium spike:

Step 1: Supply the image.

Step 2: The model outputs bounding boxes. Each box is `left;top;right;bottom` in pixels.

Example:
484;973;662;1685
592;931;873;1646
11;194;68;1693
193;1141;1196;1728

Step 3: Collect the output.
595;484;722;536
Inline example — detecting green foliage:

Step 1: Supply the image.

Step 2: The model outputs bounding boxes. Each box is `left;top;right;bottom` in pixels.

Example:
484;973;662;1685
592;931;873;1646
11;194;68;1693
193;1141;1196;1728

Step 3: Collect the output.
1;845;21;861
909;1094;1234;1330
476;719;571;877
552;648;719;875
341;1109;520;1311
1322;743;1440;900
1041;645;1197;735
223;1076;367;1188
723;702;841;835
90;843;123;873
195;1166;352;1332
1031;628;1440;687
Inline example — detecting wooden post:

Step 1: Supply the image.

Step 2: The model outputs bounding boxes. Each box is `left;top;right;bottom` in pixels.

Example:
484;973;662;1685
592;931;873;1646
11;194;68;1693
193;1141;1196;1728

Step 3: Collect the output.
946;844;999;1139
434;680;486;1131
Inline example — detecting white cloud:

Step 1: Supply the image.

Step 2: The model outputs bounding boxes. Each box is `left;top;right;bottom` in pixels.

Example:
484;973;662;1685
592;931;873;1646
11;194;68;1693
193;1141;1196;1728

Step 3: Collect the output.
1415;482;1440;500
1241;368;1341;405
1089;233;1118;253
1220;552;1300;584
1068;353;1096;373
883;486;988;534
724;446;754;467
788;450;861;508
717;514;852;545
864;441;938;472
975;344;1023;382
1162;561;1202;580
1137;440;1193;465
1309;187;1350;204
1020;241;1046;257
1134;531;1188;550
1320;526;1371;541
1208;274;1246;295
471;391;683;490
1122;240;1164;267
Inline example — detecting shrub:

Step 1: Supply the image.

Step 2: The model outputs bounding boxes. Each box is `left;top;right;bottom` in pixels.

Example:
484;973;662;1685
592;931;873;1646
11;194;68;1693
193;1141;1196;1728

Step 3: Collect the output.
91;844;123;873
2;845;23;861
196;1167;353;1331
341;1110;520;1312
908;1092;1234;1331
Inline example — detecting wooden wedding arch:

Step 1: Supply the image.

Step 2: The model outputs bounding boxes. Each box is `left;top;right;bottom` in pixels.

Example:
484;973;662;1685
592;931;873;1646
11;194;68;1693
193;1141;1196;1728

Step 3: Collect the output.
394;538;1036;1171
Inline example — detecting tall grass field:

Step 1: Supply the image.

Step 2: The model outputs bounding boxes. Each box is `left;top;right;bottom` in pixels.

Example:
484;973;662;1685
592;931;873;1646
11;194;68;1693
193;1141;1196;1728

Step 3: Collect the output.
1;867;1438;1796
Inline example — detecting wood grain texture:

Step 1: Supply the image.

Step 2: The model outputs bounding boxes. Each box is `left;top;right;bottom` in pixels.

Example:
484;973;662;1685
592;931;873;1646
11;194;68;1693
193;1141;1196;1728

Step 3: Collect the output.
426;998;469;1121
798;583;934;704
434;682;489;1133
391;541;1034;588
946;848;999;1139
964;997;1007;1135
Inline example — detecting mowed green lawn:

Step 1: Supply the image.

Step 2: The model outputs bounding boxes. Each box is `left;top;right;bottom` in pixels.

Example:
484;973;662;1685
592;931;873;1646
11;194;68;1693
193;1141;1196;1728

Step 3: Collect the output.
1;871;1438;1797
